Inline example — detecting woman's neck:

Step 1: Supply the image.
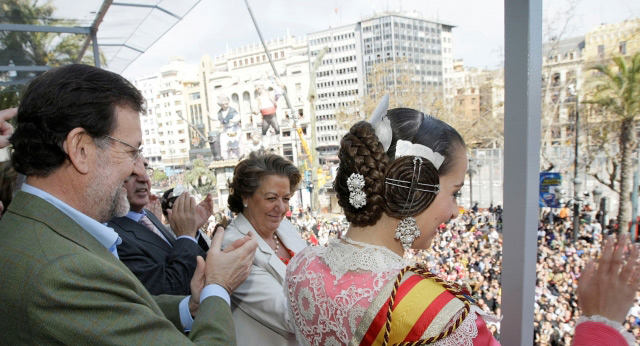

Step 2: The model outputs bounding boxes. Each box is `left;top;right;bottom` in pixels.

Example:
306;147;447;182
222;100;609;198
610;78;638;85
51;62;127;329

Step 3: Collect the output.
344;213;404;256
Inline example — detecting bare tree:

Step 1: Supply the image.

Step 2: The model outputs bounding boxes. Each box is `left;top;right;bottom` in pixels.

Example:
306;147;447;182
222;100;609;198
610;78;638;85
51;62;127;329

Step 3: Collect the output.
336;58;503;150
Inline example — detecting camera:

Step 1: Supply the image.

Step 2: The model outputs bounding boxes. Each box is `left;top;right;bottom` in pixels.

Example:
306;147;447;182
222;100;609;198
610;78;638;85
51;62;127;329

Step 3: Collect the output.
161;185;185;215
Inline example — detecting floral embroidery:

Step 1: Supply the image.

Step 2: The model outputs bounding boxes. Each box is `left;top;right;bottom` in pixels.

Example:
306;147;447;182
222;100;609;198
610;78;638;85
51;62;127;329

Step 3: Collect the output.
298;287;315;321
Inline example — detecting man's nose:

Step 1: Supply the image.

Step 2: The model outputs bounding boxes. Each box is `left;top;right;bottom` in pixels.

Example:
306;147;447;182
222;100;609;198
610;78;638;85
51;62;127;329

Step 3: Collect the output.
132;157;145;177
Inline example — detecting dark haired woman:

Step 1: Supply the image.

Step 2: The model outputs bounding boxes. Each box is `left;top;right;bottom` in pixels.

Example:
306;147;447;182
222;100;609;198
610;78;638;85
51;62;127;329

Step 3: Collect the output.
285;97;638;345
222;152;307;345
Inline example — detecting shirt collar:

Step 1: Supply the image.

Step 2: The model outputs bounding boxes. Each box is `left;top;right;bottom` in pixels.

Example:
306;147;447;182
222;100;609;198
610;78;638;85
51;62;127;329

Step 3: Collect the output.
21;183;121;253
126;209;146;222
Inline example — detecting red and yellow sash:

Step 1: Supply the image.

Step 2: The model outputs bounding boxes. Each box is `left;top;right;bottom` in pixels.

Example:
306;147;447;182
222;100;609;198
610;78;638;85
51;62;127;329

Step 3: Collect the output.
351;267;469;345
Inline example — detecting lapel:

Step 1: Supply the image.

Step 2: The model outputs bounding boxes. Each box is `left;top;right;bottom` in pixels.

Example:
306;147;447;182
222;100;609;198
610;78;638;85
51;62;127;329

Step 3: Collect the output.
234;213;287;282
110;216;173;252
8;192;132;270
276;220;307;254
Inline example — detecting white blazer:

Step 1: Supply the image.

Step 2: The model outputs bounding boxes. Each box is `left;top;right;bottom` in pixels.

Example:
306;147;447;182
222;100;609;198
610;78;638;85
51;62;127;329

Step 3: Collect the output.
222;213;307;346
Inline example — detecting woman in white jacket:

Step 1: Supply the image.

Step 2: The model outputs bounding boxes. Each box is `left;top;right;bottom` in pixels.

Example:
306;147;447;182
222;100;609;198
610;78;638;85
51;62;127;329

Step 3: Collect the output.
222;152;306;346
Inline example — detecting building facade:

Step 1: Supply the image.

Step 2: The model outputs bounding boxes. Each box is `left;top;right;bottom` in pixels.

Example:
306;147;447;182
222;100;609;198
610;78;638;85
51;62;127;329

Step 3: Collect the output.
202;36;314;209
308;12;455;162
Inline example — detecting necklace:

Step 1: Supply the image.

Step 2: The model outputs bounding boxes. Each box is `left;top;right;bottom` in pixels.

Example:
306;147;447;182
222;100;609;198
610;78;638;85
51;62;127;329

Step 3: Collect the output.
273;233;295;265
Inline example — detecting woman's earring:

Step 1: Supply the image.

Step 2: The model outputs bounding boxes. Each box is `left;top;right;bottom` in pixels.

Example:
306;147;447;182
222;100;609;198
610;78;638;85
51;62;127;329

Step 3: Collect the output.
395;216;420;251
243;202;248;208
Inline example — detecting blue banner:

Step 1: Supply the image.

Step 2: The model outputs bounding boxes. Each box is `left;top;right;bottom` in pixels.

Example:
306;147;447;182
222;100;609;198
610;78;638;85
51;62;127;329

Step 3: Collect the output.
540;172;562;208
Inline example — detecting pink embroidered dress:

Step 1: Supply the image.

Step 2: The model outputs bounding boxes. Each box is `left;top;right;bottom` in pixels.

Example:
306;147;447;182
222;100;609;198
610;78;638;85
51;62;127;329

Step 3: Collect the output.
285;239;501;345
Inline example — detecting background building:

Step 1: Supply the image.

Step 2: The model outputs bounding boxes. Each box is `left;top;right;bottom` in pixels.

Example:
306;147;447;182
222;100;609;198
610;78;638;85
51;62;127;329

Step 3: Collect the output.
202;35;313;209
309;12;455;163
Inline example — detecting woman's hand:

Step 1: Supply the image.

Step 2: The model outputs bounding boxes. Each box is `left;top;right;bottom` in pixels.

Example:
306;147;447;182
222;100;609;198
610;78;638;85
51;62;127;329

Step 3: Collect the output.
578;233;640;323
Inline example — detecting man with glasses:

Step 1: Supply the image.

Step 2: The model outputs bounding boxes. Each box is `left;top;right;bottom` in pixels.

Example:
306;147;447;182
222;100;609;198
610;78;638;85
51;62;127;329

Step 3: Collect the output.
0;64;257;345
108;157;212;295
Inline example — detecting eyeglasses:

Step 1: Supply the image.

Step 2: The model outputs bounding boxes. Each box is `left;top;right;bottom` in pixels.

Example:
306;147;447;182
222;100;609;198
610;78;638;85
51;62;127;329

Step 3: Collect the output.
103;135;143;162
145;166;154;176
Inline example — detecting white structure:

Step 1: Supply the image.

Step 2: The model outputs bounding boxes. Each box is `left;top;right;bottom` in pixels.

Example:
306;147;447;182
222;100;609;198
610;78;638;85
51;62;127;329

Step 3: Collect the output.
133;57;198;175
308;12;455;161
202;36;313;209
133;73;163;169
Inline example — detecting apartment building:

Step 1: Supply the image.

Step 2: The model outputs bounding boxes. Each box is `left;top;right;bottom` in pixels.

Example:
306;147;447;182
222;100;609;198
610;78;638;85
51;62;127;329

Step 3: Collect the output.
584;19;640;64
541;35;585;160
308;12;455;162
133;57;198;176
452;60;504;125
133;73;163;169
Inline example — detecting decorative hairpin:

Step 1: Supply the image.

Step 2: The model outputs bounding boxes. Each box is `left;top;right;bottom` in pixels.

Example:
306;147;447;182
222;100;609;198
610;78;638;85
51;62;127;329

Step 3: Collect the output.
385;157;440;215
347;173;366;209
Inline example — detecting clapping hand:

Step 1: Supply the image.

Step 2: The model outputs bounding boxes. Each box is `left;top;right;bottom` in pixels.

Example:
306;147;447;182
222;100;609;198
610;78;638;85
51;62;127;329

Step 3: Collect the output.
145;194;162;221
205;227;257;294
188;227;257;316
0;108;17;148
167;192;198;238
578;233;640;323
195;193;214;230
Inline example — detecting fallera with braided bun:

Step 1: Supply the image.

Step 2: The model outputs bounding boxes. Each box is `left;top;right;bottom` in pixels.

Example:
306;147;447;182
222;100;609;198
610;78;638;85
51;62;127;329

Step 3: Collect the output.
286;106;498;346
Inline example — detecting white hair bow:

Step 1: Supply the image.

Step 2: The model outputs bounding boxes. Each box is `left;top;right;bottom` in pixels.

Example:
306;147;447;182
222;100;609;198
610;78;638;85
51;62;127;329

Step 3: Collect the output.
395;140;445;169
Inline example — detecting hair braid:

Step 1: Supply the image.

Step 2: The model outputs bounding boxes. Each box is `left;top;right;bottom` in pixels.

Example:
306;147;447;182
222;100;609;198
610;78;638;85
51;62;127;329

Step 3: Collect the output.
334;121;388;226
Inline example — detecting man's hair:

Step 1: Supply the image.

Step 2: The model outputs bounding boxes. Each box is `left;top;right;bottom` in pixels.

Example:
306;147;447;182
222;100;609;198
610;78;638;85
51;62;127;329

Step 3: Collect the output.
10;64;144;177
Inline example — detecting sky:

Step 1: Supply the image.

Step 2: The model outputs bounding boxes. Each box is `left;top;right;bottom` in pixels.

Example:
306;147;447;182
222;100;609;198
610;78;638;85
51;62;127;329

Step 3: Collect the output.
54;0;640;79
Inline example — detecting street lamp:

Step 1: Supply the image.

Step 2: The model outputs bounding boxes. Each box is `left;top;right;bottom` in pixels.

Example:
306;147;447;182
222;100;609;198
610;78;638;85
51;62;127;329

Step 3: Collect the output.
592;186;603;209
573;177;582;243
308;183;314;211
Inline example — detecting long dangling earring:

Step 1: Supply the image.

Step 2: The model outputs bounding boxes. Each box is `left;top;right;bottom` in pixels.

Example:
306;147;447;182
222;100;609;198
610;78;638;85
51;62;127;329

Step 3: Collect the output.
395;216;421;251
394;157;423;251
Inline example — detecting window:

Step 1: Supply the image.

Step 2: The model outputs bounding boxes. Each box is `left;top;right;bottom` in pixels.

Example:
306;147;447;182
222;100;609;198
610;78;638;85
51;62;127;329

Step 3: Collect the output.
283;143;293;162
598;45;605;59
619;41;627;55
189;92;201;100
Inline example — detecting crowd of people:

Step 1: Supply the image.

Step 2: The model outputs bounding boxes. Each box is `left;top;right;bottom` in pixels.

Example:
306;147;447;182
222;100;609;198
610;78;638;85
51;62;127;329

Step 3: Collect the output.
290;205;640;344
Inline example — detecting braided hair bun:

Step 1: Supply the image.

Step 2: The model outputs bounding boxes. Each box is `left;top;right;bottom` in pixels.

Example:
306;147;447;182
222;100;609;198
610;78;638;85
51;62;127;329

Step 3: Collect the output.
334;121;388;226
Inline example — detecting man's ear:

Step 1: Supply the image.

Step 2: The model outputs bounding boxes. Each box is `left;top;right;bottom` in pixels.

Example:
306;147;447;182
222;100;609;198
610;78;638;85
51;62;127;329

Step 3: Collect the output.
63;128;94;175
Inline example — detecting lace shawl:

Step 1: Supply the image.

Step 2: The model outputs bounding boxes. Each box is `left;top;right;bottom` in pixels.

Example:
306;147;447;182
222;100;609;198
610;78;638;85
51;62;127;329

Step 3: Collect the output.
285;240;486;345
